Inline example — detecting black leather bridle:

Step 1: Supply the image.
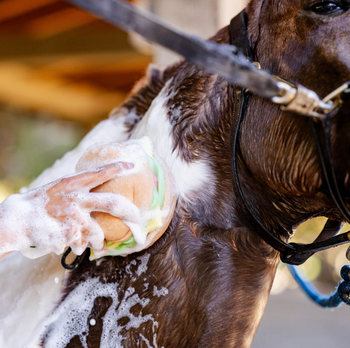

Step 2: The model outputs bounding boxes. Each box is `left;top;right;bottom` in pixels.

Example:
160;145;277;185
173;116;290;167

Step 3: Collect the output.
230;12;350;266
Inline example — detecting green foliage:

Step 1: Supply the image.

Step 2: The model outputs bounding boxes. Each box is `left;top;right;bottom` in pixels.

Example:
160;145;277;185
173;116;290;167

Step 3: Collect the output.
0;106;85;192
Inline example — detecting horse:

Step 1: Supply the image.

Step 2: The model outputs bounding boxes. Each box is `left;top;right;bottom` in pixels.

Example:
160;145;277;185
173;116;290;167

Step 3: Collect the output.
16;0;350;346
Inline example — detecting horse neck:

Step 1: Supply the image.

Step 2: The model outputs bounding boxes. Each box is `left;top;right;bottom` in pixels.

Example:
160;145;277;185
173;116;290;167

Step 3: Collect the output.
135;219;280;348
55;65;280;348
154;47;282;346
79;27;282;346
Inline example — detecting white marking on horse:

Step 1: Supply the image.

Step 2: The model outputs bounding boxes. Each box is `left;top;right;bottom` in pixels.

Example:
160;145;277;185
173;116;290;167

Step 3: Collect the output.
130;80;215;202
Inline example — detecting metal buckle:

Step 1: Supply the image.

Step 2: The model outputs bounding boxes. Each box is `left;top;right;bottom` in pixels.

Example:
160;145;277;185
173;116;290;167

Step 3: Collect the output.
272;81;350;119
322;82;350;112
273;82;332;119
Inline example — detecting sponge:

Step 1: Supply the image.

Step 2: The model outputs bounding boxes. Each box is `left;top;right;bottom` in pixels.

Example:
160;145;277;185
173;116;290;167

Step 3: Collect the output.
76;137;176;257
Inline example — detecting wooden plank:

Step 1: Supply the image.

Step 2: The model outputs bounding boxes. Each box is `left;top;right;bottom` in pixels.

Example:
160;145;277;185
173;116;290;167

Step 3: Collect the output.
0;0;59;22
0;0;134;26
0;62;127;123
14;51;151;92
36;51;152;74
26;8;98;38
0;28;131;59
13;52;150;93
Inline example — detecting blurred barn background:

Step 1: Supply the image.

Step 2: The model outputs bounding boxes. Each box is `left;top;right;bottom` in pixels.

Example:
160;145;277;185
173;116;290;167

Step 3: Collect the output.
0;0;349;346
0;0;245;196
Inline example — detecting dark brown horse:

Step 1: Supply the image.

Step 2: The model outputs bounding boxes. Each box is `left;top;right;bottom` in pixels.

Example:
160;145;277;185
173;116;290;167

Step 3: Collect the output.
41;0;350;347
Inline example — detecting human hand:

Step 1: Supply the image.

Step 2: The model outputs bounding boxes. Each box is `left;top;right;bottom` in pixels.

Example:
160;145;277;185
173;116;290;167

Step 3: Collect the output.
0;162;140;259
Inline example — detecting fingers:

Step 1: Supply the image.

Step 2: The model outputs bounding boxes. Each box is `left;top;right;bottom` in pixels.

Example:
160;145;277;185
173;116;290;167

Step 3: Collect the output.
61;162;135;193
65;192;141;256
69;239;88;256
84;219;106;252
40;162;137;258
69;220;106;255
79;192;142;223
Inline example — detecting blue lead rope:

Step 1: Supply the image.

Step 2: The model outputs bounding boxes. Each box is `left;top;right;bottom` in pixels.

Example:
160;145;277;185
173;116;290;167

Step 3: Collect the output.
288;264;350;308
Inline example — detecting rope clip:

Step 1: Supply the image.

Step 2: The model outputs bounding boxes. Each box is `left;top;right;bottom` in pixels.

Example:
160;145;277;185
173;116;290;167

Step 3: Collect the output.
272;81;350;119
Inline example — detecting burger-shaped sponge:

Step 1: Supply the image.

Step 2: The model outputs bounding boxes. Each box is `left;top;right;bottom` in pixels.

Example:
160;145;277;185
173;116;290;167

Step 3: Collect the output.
76;137;177;257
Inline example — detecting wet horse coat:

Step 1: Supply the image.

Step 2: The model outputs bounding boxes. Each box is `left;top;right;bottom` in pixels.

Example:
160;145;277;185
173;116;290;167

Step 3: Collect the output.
36;0;350;347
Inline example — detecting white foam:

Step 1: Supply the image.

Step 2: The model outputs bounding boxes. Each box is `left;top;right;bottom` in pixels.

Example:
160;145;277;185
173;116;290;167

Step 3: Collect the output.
140;333;164;348
136;254;151;276
42;278;116;348
153;286;169;297
140;333;153;348
0;189;74;258
41;254;164;347
75;138;153;179
125;260;137;276
123;221;147;245
1;161;149;260
0;112;135;346
0;189;94;259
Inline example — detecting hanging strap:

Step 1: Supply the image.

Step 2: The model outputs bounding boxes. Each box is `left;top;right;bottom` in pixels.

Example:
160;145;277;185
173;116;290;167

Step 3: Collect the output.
61;247;88;270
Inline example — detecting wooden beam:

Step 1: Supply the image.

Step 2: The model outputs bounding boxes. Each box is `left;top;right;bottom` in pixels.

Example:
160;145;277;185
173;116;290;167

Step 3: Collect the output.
12;51;151;94
14;52;151;93
36;51;152;74
0;0;59;22
26;8;98;39
0;61;127;123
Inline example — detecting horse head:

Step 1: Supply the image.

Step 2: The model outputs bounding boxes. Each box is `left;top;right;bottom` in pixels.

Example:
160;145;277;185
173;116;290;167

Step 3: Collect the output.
238;0;350;237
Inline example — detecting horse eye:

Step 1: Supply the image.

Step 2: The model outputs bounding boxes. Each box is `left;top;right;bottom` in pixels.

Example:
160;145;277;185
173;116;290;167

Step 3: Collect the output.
310;1;344;14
